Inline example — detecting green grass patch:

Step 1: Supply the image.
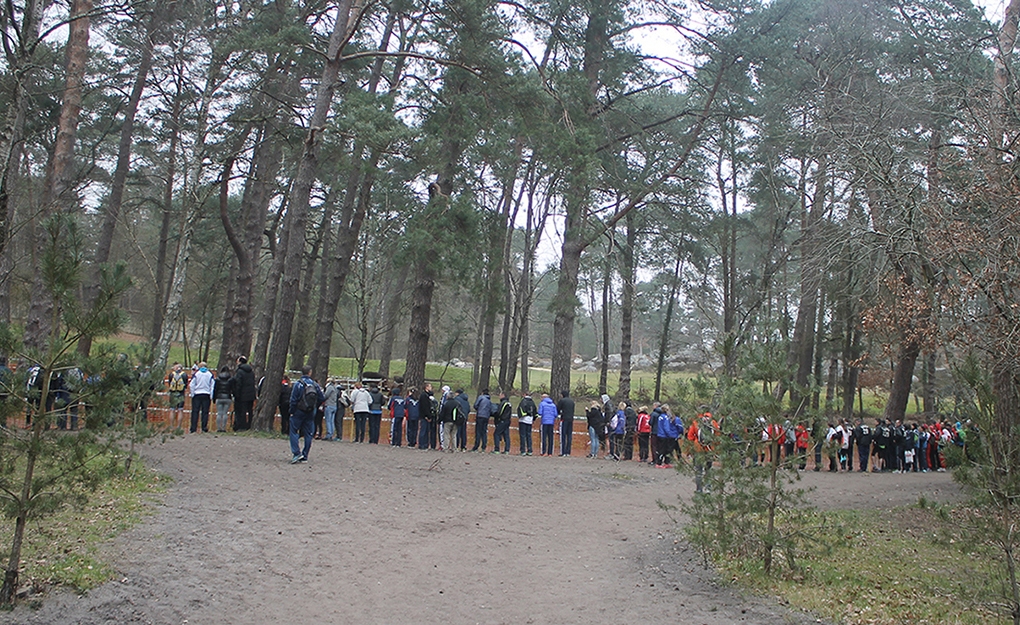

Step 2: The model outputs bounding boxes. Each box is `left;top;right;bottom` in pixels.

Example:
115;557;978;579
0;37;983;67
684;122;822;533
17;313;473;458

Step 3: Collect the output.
0;464;166;593
715;506;1001;624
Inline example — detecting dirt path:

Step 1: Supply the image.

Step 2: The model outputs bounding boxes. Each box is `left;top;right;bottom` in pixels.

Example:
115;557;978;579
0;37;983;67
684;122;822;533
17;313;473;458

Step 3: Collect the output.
0;435;964;625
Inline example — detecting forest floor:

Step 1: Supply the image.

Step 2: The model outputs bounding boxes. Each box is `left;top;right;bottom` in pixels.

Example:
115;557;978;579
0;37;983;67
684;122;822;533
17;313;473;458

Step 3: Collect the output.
0;434;965;625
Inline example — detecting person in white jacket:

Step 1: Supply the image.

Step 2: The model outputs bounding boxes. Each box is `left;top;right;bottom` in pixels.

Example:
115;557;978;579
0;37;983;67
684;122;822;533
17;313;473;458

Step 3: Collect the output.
189;362;215;433
349;381;372;443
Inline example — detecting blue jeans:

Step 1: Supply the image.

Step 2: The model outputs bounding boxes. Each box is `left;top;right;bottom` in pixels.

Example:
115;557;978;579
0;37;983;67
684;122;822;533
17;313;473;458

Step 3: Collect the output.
541;423;555;455
289;410;314;459
472;417;489;450
588;426;600;457
560;418;574;455
324;405;337;439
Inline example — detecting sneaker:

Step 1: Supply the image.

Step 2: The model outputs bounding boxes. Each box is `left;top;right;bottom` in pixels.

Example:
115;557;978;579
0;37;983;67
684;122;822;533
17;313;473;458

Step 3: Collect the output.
290;455;303;464
299;455;308;463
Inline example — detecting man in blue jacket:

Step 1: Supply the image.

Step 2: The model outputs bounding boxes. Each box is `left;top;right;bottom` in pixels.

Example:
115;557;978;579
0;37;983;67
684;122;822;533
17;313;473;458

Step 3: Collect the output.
538;393;558;456
289;365;325;464
472;389;492;452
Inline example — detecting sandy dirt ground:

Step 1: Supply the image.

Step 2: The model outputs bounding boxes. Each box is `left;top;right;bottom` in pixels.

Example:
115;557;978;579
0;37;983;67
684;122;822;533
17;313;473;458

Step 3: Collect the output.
0;433;965;625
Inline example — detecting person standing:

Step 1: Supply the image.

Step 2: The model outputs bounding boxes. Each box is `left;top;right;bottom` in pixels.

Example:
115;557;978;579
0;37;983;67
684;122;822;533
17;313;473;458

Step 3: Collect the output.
349;381;371;443
438;390;461;453
418;383;436;449
455;389;470;451
165;362;189;430
472;389;493;452
289;365;324;463
853;418;873;472
538;393;558;456
586;401;603;458
404;387;419;447
557;390;575;457
231;356;256;431
517;391;536;456
189;362;214;433
368;382;384;444
622;401;637;460
491;391;512;453
323;378;340;441
388;386;406;446
213;365;234;432
610;402;626;460
637;406;651;462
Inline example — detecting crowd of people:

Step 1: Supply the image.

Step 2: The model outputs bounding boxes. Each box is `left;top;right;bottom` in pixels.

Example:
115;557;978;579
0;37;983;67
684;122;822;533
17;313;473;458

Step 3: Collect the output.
160;361;975;478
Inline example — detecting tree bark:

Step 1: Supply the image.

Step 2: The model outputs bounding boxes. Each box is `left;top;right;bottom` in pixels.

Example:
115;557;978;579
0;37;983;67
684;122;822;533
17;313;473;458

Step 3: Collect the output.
305;8;404;380
252;210;289;376
253;0;363;430
617;209;636;402
150;75;183;345
79;5;168;357
654;254;683;402
24;0;92;352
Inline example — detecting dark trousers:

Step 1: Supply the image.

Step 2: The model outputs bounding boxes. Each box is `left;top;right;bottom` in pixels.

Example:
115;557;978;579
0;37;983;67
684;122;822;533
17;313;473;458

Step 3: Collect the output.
493;420;510;452
519;422;533;454
457;420;467;449
656;437;677;465
279;406;290;435
648;434;657;464
472;417;489;451
190;394;211;432
541;423;555;455
609;433;622;458
560;418;574;455
354;412;368;442
638;432;650;461
858;445;870;471
406;418;419;447
233;399;253;430
622;431;634;460
391;416;404;446
417;419;431;449
368;412;382;443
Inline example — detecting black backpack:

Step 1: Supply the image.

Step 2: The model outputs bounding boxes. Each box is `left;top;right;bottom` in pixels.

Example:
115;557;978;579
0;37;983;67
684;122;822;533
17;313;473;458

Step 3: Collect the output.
297;381;318;413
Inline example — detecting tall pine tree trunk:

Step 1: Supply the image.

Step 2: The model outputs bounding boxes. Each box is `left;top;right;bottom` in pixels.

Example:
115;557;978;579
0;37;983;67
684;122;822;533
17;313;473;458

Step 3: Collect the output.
253;0;363;430
618;210;636;401
24;0;92;352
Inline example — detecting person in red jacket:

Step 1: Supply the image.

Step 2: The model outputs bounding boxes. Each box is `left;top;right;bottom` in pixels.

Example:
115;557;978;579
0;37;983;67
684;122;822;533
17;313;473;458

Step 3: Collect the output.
636;407;652;462
794;422;810;470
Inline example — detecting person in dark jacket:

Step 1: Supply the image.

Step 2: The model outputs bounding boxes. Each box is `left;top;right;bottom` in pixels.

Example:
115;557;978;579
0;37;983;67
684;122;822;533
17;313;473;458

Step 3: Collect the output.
213;366;234;432
517;392;537;456
368;383;384;444
455;389;470;451
491;392;512;454
289;365;325;463
472;389;493;452
586;401;603;458
622;401;638;460
557;390;576;456
418;383;436;449
438;392;461;453
231;356;256;431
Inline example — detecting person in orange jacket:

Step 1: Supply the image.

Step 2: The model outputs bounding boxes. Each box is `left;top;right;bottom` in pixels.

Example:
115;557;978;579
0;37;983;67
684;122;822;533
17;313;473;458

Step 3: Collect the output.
687;409;720;493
